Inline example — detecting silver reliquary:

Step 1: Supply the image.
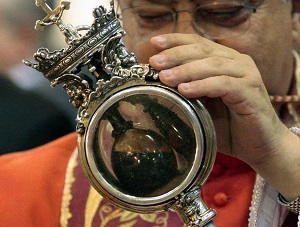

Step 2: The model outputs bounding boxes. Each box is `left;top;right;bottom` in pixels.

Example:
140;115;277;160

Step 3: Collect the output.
25;1;217;226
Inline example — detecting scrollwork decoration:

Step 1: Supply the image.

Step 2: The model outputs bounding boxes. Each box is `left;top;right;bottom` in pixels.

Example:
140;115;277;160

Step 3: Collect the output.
25;0;159;134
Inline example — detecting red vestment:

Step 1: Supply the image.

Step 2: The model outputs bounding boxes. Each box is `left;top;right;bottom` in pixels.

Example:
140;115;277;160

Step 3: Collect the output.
0;133;258;227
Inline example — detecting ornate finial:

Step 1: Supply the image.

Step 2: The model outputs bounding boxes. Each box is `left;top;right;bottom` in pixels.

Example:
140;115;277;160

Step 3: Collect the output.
173;186;216;226
34;0;80;43
25;1;158;131
24;3;123;80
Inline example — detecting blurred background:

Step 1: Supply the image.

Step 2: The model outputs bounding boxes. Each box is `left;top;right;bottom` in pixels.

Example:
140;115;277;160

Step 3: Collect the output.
3;0;298;154
0;0;109;154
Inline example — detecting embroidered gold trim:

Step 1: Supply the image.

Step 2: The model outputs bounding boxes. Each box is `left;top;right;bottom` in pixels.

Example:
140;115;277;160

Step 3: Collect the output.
60;149;78;227
97;204;169;227
84;186;103;227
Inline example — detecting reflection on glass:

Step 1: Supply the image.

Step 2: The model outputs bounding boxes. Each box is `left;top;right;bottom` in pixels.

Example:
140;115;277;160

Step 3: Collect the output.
94;94;196;197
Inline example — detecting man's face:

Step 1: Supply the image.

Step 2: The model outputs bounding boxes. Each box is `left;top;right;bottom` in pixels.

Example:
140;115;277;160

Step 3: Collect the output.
119;0;294;96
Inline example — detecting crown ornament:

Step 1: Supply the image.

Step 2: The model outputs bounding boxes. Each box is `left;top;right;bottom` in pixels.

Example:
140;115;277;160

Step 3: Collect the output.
25;1;217;226
24;0;158;132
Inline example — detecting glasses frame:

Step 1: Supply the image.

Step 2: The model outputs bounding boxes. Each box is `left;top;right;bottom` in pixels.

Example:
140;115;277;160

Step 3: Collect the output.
119;0;264;39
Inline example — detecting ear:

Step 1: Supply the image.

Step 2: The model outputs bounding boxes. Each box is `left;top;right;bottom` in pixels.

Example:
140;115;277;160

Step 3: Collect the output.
292;13;300;50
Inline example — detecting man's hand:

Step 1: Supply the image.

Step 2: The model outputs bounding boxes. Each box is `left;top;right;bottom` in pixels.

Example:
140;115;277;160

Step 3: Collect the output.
149;33;300;200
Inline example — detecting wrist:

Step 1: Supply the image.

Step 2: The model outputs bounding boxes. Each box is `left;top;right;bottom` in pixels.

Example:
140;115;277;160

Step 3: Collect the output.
249;126;300;200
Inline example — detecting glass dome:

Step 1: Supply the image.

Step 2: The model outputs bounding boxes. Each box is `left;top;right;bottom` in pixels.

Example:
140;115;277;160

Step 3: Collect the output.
93;93;197;197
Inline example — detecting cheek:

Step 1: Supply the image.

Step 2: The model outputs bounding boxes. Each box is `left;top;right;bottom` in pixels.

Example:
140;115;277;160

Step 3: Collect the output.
124;35;159;63
122;18;159;63
216;31;268;83
217;10;294;93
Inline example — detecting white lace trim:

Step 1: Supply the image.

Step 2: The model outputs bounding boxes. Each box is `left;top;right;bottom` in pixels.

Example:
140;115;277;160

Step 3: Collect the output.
248;175;265;227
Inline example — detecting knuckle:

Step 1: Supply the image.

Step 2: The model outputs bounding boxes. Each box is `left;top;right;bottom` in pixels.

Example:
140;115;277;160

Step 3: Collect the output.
159;49;175;63
173;66;189;83
163;51;178;64
194;43;212;56
168;35;178;44
210;57;224;67
161;49;171;59
242;76;264;94
240;54;255;64
220;75;232;87
163;33;173;41
249;78;263;89
159;73;177;87
201;45;213;55
238;54;258;72
172;67;180;77
191;33;203;41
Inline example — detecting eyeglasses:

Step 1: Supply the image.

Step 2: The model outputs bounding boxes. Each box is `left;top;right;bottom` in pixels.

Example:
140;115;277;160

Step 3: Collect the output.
119;0;263;40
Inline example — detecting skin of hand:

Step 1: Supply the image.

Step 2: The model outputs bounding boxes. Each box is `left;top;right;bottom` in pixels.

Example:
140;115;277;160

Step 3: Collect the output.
120;0;300;200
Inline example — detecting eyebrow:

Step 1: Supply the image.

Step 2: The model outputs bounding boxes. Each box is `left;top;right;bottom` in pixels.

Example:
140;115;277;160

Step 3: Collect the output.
130;0;179;4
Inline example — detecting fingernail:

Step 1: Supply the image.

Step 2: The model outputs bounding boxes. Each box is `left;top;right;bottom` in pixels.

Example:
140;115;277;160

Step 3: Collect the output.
180;83;190;90
160;69;173;78
151;36;167;47
150;55;166;65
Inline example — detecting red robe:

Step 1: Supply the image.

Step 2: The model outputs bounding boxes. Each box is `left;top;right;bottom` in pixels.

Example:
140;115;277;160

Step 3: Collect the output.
0;133;259;227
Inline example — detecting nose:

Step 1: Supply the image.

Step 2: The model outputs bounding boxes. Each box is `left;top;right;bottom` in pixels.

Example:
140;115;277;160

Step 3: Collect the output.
173;12;197;34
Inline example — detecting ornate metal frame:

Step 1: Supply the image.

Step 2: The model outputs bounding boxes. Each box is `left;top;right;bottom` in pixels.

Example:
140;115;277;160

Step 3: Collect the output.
25;1;217;226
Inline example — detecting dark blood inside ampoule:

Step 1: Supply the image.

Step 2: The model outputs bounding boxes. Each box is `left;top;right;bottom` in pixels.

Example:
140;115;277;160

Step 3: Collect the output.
111;128;179;196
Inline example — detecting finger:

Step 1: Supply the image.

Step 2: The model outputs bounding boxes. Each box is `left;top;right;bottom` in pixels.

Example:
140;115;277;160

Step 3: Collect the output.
178;76;267;116
149;41;237;71
150;33;238;54
178;75;232;99
151;33;210;48
177;76;253;106
159;57;248;87
177;76;254;115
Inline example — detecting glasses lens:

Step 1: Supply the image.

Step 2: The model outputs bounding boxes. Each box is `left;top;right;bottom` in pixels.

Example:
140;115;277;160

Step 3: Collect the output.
120;6;175;39
193;1;253;39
